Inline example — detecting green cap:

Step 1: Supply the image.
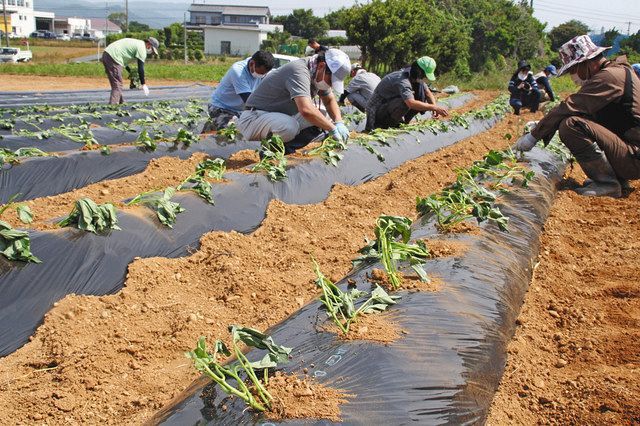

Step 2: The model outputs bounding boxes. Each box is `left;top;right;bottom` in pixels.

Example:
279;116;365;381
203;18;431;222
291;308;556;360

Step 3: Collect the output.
417;56;437;81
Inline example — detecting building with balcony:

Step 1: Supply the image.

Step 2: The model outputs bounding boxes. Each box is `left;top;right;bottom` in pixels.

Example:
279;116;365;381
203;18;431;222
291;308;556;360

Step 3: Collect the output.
188;4;270;27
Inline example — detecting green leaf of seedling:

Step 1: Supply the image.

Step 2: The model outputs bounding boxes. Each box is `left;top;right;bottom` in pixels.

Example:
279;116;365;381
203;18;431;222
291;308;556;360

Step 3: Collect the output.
16;205;33;224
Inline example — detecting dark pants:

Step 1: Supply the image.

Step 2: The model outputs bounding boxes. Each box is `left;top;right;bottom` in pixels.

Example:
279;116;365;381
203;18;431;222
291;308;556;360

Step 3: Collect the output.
205;105;239;131
559;116;640;180
373;97;416;129
509;89;541;114
101;52;123;105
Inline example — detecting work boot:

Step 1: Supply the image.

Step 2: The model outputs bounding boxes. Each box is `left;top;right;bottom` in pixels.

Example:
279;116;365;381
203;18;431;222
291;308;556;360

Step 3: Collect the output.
574;143;621;198
284;127;324;155
583;178;632;190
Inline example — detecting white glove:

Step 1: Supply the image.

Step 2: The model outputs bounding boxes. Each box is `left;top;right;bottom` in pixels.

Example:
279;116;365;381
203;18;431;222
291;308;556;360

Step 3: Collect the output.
514;132;537;152
141;84;149;96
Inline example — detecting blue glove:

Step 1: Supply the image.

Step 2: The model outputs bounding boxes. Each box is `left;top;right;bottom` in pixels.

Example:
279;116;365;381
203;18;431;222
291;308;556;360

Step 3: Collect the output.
334;121;350;142
514;133;537;152
329;127;346;142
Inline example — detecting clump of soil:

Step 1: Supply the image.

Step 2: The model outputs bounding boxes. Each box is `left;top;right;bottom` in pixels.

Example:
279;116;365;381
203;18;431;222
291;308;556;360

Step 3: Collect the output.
265;372;348;422
339;312;401;344
426;239;468;258
438;221;480;234
227;149;260;169
367;268;439;292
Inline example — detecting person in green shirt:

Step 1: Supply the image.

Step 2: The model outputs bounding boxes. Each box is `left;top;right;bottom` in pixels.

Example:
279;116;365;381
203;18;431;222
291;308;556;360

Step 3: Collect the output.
101;37;159;104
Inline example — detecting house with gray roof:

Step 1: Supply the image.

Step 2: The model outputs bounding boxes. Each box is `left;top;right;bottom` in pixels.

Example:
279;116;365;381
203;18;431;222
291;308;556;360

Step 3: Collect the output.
188;3;270;27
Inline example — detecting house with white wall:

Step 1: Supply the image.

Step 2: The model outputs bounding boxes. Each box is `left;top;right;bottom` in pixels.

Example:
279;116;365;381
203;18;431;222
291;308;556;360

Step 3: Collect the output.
189;3;270;27
0;0;54;37
53;16;90;36
203;24;283;56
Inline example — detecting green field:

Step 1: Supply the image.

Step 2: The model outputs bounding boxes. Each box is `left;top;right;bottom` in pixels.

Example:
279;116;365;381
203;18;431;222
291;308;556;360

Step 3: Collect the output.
0;60;234;82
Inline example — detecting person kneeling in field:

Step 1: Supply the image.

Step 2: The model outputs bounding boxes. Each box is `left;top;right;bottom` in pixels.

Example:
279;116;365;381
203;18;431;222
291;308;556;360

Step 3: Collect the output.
515;35;640;198
206;51;275;131
237;48;351;154
102;36;159;104
365;56;449;131
338;63;381;112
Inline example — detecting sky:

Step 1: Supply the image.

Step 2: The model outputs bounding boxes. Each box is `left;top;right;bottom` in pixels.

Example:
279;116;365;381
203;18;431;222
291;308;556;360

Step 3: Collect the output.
109;0;640;35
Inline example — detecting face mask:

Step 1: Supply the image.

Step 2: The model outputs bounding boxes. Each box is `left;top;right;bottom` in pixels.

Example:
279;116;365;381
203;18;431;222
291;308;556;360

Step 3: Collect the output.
314;68;332;92
571;72;585;86
252;71;265;79
147;48;153;55
518;71;528;80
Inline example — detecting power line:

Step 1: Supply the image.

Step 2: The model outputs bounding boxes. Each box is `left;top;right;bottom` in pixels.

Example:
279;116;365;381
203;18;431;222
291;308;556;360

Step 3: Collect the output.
534;0;640;21
534;5;637;27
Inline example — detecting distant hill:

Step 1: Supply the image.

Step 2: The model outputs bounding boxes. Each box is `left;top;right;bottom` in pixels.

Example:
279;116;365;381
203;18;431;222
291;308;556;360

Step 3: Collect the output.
35;0;189;28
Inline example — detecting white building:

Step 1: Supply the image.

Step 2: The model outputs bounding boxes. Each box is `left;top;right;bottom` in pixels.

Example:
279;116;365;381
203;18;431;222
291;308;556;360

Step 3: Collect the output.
53;16;90;36
0;0;54;37
203;24;283;56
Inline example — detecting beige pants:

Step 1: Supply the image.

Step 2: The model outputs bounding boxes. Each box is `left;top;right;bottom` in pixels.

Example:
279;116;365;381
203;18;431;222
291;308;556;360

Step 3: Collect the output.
236;109;314;143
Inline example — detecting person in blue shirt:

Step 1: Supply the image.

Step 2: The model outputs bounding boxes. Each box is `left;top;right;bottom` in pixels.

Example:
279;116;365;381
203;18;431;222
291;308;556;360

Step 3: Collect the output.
534;64;558;102
633;63;640;79
508;60;541;115
207;50;275;131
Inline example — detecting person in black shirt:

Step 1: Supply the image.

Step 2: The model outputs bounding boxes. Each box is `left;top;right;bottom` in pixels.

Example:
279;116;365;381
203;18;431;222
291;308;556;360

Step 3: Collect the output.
508;60;541;115
534;65;558;102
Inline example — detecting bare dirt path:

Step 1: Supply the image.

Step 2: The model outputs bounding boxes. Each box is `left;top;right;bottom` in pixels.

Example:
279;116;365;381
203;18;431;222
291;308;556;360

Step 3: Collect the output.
0;75;211;92
0;103;535;423
487;166;640;425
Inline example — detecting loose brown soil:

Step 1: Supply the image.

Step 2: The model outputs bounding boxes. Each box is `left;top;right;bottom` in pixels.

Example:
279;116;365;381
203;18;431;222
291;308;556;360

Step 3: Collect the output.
487;166;640;425
425;239;469;258
0;153;211;230
0;106;545;423
338;312;402;344
0;75;211;92
265;372;348;422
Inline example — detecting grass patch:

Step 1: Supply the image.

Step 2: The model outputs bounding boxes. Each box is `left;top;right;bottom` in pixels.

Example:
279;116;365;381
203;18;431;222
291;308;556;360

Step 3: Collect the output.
0;60;232;81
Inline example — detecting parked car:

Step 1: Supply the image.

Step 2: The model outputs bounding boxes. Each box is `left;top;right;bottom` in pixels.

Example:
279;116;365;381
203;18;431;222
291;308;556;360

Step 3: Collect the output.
57;34;71;41
8;33;22;39
30;30;56;39
0;47;32;63
272;53;298;69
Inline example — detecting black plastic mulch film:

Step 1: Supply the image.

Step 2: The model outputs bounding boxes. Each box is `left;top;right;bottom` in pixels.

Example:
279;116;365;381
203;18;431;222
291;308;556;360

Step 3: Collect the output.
0;95;483;356
0;94;473;204
151;148;566;425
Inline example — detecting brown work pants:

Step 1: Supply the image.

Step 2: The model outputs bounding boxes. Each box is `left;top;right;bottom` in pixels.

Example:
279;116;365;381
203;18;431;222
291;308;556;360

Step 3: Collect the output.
101;52;124;105
559;116;640;180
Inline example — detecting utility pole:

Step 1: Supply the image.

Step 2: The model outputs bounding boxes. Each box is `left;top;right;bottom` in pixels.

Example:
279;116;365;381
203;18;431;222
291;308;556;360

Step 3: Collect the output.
628;21;632;36
125;0;128;32
183;11;187;64
2;0;9;47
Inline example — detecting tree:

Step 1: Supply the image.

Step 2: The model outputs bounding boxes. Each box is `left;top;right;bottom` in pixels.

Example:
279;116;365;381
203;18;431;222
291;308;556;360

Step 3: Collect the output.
283;9;329;40
128;21;151;32
602;28;621;47
548;20;590;51
324;8;348;30
108;12;127;32
434;0;545;72
342;0;470;75
621;30;640;54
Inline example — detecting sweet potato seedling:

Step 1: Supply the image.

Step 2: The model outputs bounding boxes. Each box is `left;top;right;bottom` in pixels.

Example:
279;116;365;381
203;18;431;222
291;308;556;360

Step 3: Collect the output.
177;158;226;204
252;135;288;182
127;187;185;228
313;259;399;334
353;215;431;289
217;122;239;141
58;198;120;233
0;220;40;263
186;326;291;412
307;137;347;167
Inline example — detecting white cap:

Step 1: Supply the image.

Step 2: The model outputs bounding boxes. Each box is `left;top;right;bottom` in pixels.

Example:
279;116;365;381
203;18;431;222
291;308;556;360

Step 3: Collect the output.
324;49;351;94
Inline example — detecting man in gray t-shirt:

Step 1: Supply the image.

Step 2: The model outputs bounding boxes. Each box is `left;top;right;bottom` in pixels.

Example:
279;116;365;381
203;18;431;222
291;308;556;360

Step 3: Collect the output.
339;64;381;112
237;49;351;151
365;56;449;131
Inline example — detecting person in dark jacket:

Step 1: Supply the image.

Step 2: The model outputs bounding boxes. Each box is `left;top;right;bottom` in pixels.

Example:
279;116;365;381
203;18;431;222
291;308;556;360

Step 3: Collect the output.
508;60;541;114
515;35;640;197
365;56;448;131
534;64;558;102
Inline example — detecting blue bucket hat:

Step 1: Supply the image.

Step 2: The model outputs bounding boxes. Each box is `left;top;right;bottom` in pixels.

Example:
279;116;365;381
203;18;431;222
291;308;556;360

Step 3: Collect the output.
544;65;558;76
